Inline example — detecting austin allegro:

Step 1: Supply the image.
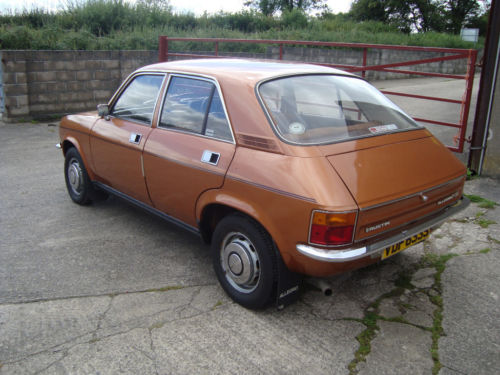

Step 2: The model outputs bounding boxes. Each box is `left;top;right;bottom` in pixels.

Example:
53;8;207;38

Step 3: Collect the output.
59;59;469;309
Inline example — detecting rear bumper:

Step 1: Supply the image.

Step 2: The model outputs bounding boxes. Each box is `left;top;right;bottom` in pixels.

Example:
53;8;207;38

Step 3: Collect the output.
296;196;470;263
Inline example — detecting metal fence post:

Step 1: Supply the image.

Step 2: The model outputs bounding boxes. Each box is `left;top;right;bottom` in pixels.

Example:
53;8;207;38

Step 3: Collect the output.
158;36;168;62
0;51;4;115
362;47;367;78
457;49;478;153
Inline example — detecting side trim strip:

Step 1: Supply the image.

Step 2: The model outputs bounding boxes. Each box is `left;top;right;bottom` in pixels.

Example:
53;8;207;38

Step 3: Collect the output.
227;176;317;203
94;182;200;236
296;196;469;263
143;150;225;177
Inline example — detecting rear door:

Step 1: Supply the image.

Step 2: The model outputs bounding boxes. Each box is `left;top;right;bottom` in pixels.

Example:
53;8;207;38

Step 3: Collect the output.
144;74;236;227
90;74;165;204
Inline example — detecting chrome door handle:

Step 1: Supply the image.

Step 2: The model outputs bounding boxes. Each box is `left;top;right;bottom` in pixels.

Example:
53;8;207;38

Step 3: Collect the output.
129;133;142;144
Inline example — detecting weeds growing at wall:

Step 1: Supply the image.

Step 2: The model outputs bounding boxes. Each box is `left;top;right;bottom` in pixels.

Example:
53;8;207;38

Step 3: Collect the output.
0;0;480;50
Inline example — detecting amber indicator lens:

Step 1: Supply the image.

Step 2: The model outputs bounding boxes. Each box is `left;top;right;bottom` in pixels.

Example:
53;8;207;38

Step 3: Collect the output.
310;211;356;245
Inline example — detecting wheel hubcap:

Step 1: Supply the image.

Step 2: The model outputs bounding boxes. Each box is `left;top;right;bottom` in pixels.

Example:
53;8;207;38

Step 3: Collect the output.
221;232;260;293
228;253;244;275
67;159;83;194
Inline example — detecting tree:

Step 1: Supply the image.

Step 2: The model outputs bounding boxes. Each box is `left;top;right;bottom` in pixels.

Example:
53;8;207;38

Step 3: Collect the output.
444;0;481;34
465;1;490;36
349;0;416;32
349;0;487;34
244;0;329;16
349;0;389;23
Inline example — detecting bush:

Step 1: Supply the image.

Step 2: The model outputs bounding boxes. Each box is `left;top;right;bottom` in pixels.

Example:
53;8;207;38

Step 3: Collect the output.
281;9;308;29
0;0;481;50
0;25;35;49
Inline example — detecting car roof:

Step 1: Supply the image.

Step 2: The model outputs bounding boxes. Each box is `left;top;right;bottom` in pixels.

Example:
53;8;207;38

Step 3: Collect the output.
139;59;357;156
140;58;353;83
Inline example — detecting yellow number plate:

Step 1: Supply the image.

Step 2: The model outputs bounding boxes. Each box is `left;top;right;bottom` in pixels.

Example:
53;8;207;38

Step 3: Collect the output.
381;230;430;260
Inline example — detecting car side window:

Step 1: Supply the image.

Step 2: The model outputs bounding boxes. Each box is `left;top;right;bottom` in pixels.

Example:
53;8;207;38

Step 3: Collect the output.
111;74;164;125
159;76;233;141
205;90;232;141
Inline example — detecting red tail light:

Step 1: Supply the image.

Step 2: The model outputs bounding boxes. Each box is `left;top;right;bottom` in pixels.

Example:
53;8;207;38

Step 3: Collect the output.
309;211;357;246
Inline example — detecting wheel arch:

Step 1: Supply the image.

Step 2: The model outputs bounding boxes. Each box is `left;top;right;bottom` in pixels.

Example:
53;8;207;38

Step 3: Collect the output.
196;191;279;248
61;137;96;181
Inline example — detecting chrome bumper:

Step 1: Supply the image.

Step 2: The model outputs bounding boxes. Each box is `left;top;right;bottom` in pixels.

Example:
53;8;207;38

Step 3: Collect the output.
296;197;470;263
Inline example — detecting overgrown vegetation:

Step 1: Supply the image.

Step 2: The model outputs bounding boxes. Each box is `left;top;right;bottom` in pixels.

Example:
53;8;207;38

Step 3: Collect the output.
419;252;458;375
347;311;379;374
0;0;483;50
350;0;490;34
465;194;498;209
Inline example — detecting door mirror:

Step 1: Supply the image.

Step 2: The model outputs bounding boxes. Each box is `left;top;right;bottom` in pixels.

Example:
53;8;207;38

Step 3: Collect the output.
97;104;109;118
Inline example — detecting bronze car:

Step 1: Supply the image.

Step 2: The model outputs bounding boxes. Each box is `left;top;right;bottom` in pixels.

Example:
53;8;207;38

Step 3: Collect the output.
59;59;468;309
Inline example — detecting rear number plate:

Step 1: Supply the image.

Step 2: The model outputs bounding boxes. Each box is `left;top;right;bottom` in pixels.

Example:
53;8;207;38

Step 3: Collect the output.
382;230;430;260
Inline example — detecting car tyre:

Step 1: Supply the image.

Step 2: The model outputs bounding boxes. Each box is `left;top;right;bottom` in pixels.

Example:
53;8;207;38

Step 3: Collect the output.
64;147;93;205
211;214;278;309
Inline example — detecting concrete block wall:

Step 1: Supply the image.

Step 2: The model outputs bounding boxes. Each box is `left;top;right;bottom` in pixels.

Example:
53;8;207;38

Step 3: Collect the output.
0;50;157;121
274;47;468;80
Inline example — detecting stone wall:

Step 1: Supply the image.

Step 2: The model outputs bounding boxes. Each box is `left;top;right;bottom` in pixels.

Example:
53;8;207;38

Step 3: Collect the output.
0;50;158;121
0;48;474;121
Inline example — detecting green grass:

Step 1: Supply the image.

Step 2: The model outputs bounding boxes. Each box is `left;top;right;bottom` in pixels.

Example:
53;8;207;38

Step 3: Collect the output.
465;194;498;209
395;272;415;290
466;168;474;180
347;254;459;374
149;321;165;330
0;0;481;50
348;312;379;374
419;253;458;374
212;300;224;309
430;305;444;375
488;236;500;245
421;253;457;277
477;219;497;228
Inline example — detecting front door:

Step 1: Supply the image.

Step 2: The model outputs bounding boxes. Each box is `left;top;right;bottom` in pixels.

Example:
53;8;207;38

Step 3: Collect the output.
90;73;165;204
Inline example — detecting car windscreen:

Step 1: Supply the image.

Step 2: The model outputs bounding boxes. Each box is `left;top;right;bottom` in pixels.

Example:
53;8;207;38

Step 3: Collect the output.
258;74;422;145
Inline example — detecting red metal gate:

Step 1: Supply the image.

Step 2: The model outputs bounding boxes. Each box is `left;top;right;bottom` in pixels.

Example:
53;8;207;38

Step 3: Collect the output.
158;36;477;153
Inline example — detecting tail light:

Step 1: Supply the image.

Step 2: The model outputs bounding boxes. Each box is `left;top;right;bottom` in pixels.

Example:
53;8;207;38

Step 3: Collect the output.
309;210;357;246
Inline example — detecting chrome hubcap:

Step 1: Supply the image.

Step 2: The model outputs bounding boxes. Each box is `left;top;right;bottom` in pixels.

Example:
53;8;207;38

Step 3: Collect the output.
67;158;83;194
221;232;260;293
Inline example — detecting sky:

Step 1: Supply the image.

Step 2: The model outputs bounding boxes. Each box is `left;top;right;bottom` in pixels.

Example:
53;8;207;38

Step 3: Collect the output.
0;0;353;15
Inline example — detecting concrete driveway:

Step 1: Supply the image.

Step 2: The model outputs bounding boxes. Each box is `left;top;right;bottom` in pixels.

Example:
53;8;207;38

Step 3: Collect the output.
0;120;499;374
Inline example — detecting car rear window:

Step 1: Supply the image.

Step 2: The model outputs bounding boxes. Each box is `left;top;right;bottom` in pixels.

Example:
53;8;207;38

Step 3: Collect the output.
258;74;422;145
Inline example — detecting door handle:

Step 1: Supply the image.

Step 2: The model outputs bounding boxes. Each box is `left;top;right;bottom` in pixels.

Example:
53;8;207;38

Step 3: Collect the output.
129;133;142;144
201;150;220;166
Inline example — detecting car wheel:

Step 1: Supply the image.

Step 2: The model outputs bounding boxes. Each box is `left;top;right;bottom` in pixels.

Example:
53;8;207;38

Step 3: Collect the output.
211;214;278;309
64;147;93;205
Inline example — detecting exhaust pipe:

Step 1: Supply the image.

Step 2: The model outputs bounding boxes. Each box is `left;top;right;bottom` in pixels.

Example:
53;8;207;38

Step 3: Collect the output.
306;278;333;296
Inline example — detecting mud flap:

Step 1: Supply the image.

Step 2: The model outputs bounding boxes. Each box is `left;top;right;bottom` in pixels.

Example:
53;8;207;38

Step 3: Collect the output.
275;252;302;310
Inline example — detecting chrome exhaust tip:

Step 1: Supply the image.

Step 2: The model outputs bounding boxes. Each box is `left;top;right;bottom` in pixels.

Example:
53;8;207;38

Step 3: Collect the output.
306;278;333;296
